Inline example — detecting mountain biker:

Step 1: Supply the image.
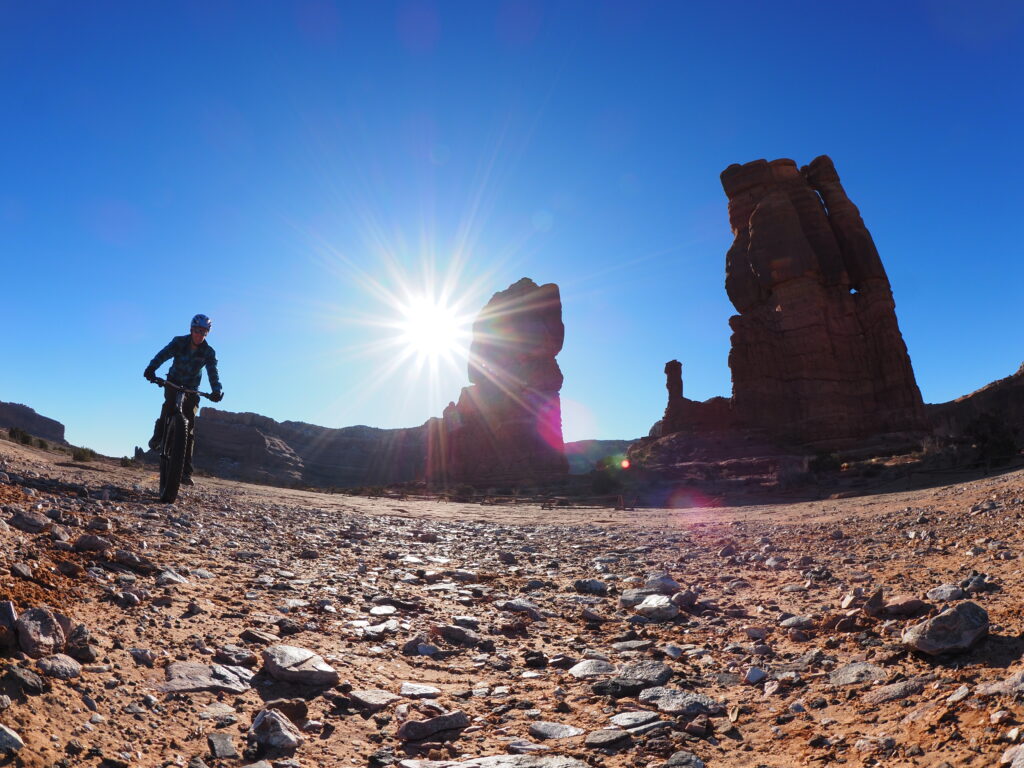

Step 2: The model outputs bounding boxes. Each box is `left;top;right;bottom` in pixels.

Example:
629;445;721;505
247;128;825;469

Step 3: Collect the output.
144;314;224;486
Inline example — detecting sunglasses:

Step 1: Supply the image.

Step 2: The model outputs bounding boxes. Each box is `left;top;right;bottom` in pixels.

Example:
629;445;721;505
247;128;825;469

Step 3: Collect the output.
191;327;209;336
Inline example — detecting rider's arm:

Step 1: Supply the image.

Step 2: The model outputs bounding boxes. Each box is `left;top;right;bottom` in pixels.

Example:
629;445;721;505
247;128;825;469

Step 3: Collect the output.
145;337;180;377
205;348;223;395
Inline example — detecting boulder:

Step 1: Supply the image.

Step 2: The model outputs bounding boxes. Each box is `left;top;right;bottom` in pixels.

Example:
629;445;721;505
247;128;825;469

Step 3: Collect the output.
248;708;304;749
902;602;989;655
261;645;340;686
15;607;66;658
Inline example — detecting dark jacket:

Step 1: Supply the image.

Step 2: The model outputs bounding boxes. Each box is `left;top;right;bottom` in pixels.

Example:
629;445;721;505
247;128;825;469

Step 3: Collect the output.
147;336;222;394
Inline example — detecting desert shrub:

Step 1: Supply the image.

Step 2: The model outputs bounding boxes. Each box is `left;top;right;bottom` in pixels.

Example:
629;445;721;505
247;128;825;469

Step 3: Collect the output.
35;438;49;450
6;427;32;445
72;447;96;462
452;484;475;502
965;413;1019;467
590;468;621;495
120;456;136;467
809;451;841;474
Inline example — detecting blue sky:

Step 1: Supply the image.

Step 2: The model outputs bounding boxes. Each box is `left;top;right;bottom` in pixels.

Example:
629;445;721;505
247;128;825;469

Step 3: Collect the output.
2;1;1023;457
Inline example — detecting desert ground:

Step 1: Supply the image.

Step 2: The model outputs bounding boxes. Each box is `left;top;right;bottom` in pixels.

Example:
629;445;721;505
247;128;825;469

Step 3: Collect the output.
3;440;1024;768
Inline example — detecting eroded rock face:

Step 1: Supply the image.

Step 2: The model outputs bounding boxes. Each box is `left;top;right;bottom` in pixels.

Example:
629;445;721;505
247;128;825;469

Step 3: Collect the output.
0;402;65;443
721;156;927;446
186;410;427;488
426;278;568;486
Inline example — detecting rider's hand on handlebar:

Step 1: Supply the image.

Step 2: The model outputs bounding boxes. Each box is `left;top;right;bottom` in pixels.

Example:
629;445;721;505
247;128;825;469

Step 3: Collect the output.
209;391;223;403
144;368;157;383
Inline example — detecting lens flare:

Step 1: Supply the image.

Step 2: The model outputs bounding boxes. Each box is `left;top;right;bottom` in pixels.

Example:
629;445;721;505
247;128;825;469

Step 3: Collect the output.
397;295;469;363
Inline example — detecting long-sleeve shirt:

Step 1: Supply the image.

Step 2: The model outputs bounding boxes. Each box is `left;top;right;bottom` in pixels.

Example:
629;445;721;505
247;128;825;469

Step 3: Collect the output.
147;335;222;394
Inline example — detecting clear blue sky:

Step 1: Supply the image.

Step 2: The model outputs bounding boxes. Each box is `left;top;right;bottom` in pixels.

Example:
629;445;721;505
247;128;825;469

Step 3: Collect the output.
2;1;1022;457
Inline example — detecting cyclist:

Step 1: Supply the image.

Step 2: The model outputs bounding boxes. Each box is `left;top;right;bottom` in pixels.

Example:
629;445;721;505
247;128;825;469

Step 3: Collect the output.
144;314;224;486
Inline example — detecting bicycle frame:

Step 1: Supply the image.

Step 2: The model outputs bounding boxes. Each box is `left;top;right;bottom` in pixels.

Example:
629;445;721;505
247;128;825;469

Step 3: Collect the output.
151;378;213;502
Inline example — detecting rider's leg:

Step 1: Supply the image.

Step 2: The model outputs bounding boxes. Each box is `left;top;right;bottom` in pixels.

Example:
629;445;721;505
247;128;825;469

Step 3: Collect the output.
148;389;176;450
182;393;200;480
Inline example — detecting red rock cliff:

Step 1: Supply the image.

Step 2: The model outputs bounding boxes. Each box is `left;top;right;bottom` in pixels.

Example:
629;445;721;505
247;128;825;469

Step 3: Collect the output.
426;278;568;486
721;155;927;445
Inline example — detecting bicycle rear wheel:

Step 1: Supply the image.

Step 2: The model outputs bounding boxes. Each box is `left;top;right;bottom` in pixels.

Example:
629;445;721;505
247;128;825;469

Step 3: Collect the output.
159;412;187;503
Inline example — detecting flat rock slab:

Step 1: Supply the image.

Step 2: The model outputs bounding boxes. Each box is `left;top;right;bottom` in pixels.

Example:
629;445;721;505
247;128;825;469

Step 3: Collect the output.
634;595;679;622
926;584;966;602
399;757;589;768
977;669;1024;697
401;682;441;699
351;689;401;712
664;752;705;768
637;687;723;716
528;722;584;740
829;662;888;687
863;679;924;705
159;662;254;694
207;732;238;759
609;711;661;729
616;660;673;687
397;710;470;741
902;601;989;655
584;729;631;748
567;660;615;679
8;509;50;533
261;645;340;686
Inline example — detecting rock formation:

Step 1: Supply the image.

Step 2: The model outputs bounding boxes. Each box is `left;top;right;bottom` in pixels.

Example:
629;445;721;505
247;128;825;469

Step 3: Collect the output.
721;155;927;445
426;278;568;486
0;402;66;444
179;409;427;488
928;362;1024;445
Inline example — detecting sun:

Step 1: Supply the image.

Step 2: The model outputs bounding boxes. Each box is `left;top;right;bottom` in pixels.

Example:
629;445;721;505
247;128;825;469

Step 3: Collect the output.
396;294;471;363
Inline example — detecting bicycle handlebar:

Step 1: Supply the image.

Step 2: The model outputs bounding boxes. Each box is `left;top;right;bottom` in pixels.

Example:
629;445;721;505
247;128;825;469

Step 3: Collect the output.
152;377;216;399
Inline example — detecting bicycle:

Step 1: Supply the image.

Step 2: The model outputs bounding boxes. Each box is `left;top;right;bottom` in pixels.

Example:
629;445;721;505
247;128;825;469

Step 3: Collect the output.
149;378;214;503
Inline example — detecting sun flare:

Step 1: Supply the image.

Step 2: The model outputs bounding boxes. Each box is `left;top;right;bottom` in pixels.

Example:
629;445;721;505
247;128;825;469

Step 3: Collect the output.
397;295;470;363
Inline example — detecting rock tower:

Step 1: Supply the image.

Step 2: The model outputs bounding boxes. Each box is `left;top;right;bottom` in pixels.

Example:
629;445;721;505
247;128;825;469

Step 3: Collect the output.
721;155;927;444
426;278;568;485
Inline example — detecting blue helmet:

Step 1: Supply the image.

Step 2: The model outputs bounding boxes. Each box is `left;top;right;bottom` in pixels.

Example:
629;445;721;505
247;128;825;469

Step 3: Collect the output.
190;314;212;331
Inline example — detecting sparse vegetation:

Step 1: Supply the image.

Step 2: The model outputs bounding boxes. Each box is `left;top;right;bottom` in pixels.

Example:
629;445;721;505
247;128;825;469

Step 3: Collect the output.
72;447;97;462
809;451;842;474
4;426;33;445
452;483;475;502
965;412;1019;467
35;438;49;450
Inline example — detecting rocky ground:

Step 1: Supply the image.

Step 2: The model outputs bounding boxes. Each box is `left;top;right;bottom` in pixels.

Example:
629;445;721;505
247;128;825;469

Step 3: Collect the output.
3;441;1024;768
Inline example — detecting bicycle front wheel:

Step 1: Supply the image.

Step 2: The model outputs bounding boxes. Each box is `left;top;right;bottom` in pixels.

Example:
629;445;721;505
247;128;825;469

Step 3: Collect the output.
159;412;187;503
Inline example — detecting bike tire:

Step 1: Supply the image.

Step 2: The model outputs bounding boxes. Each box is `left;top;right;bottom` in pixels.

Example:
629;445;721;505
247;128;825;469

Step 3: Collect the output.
159;412;187;503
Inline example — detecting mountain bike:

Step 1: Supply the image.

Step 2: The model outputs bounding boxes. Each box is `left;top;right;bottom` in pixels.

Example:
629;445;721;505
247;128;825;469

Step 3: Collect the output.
150;378;214;503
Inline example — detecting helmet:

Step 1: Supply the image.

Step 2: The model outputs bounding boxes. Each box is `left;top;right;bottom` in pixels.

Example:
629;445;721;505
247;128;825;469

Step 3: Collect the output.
190;314;212;331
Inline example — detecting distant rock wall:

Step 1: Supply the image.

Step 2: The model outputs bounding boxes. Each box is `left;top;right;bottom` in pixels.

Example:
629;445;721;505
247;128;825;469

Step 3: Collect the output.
721;155;927;446
0;402;66;444
426;278;568;486
564;439;638;475
928;362;1024;443
191;409;427;488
